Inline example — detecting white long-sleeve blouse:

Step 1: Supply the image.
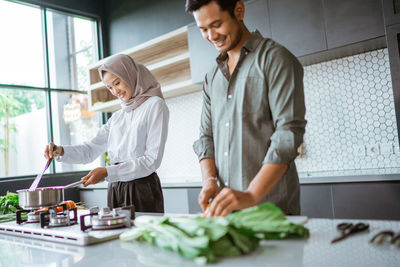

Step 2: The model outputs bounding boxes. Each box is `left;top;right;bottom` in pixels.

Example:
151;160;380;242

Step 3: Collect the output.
57;96;169;183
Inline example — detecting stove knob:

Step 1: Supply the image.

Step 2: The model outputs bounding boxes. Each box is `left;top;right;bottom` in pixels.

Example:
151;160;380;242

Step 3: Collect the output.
99;207;110;217
89;206;99;214
112;208;121;216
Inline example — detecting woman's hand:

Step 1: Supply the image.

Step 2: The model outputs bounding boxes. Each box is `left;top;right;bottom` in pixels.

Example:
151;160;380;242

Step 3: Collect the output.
81;167;108;187
44;142;64;159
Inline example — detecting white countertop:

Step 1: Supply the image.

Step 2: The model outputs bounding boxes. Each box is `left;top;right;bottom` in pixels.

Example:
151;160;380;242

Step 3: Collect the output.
0;217;399;266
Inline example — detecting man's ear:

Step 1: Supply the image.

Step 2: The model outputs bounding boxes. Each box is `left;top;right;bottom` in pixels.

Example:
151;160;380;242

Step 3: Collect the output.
234;1;245;21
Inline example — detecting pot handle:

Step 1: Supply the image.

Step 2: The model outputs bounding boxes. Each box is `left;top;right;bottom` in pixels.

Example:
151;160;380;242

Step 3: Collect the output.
63;180;85;189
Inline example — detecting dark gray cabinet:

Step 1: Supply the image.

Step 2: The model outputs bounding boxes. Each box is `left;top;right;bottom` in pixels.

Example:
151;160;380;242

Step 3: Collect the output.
244;0;271;38
188;0;386;82
382;0;400;26
385;24;400;144
188;23;219;84
188;0;271;84
322;0;385;49
269;0;327;57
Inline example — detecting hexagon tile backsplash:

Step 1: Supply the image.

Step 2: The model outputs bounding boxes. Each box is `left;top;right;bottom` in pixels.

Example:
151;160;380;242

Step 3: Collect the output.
296;48;400;177
160;48;400;181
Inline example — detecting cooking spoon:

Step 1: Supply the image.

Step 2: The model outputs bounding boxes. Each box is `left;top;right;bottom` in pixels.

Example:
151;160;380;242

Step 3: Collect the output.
28;145;58;192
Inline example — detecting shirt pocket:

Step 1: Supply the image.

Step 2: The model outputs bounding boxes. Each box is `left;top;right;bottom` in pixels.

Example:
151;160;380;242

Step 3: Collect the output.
239;76;268;116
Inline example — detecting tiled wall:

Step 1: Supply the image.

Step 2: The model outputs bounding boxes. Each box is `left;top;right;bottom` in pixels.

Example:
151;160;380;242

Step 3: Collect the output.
158;48;400;182
158;92;203;182
296;48;400;178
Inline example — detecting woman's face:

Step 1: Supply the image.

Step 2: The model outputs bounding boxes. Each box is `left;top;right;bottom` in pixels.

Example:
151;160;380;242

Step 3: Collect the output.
103;71;133;102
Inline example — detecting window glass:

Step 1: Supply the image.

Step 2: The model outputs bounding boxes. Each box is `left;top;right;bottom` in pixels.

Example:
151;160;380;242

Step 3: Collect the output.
0;88;47;177
51;92;101;173
75;48;94;91
0;1;45;87
73;17;96;52
47;10;97;90
0;1;100;179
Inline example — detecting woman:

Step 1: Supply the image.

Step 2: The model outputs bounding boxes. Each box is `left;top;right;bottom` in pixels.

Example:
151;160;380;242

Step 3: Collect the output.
45;54;169;212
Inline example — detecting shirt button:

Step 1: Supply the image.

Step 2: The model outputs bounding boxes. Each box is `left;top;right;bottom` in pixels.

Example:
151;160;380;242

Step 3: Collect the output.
228;94;232;99
224;152;228;156
225;122;229;127
245;51;248;55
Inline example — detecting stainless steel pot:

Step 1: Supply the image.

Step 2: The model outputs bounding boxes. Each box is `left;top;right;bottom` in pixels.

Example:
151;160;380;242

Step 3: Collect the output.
17;180;84;209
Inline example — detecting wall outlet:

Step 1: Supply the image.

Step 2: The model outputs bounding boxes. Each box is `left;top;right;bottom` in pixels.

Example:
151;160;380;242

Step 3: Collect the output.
366;144;379;156
354;144;366;156
380;142;394;155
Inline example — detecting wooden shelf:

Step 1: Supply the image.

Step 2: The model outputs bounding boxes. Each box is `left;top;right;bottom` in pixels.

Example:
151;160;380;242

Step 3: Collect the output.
146;52;189;71
87;26;200;112
91;99;120;113
163;80;202;98
88;79;202;113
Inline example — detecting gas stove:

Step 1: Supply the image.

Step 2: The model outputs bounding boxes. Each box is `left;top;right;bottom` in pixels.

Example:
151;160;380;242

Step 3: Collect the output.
16;203;78;228
0;205;134;246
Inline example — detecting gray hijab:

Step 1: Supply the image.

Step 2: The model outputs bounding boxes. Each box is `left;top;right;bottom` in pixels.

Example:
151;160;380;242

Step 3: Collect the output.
98;54;164;112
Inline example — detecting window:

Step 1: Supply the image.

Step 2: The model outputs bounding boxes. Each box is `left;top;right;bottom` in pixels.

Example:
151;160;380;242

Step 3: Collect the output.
0;1;45;87
52;92;100;173
0;0;100;179
0;88;47;177
47;10;98;90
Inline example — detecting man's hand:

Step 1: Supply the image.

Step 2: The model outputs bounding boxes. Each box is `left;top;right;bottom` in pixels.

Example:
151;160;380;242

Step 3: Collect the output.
81;167;108;187
198;178;221;211
207;188;257;217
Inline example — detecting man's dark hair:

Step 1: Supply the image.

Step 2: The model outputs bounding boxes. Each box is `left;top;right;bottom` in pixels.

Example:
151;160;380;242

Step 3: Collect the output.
185;0;239;17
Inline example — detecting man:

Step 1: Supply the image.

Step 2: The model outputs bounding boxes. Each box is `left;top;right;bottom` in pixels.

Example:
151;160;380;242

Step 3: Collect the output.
186;0;307;216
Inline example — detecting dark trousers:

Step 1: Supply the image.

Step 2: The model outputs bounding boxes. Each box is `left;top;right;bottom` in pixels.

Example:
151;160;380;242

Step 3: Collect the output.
107;172;164;213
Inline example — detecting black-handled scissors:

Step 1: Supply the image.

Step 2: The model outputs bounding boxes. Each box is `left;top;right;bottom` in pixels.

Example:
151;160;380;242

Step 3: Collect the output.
331;222;370;243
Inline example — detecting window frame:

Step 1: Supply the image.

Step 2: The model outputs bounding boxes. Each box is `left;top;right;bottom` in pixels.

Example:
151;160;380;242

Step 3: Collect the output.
0;0;103;180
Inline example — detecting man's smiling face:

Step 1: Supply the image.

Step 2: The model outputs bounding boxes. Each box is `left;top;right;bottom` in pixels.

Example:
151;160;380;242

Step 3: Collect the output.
194;1;243;53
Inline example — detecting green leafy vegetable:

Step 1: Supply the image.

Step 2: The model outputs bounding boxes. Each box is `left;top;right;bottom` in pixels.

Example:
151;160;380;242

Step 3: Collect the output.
0;192;20;214
227;202;310;239
120;202;309;264
0;191;24;223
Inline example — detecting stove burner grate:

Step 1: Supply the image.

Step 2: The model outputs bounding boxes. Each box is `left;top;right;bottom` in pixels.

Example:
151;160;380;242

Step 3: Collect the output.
41;207;78;228
80;206;134;232
16;202;77;228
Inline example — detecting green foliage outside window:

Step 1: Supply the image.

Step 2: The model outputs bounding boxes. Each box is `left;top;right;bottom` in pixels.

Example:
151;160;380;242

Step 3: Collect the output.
0;89;44;176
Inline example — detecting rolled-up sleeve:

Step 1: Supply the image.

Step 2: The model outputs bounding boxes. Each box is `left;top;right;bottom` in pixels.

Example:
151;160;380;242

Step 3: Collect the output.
263;46;307;164
193;75;215;161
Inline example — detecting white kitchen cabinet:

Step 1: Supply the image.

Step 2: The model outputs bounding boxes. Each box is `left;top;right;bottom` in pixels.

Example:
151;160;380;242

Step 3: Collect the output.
162;187;202;214
79;188;107;209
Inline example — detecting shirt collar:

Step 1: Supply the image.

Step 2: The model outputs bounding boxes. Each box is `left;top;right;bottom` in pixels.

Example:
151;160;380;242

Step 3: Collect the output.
216;30;263;64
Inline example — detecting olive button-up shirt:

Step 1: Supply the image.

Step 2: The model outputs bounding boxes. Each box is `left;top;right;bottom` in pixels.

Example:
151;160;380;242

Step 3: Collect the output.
193;30;306;215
